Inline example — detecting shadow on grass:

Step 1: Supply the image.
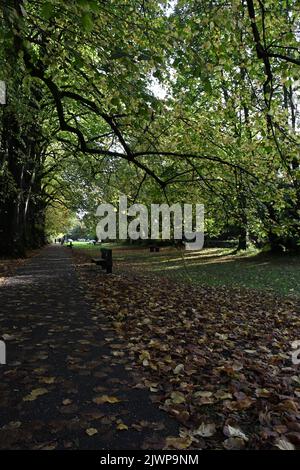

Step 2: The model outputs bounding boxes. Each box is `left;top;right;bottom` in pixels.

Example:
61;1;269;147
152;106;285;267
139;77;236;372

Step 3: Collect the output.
74;243;300;298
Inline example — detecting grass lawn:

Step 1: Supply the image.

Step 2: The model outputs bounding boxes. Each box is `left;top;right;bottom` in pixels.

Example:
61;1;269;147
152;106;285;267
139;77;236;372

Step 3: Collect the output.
72;242;300;297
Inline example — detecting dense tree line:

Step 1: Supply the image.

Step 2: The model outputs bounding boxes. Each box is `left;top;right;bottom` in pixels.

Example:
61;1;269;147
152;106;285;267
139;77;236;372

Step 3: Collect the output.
0;0;299;256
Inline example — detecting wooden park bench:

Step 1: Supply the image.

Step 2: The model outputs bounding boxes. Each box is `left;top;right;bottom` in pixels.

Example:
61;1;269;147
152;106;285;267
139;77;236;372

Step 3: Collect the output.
92;248;113;274
149;244;160;252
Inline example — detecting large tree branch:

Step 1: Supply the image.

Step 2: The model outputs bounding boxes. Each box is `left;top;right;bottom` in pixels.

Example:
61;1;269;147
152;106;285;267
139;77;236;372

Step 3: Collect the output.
267;51;300;66
133;151;257;179
246;0;273;112
247;1;300;66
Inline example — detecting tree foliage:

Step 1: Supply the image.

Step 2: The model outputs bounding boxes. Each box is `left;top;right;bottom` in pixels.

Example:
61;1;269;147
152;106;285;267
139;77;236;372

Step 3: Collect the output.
1;0;299;254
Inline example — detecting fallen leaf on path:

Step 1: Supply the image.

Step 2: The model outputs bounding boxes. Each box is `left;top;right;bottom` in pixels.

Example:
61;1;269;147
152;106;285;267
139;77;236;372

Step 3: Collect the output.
23;388;48;402
165;436;192;449
223;425;248;441
93;395;121;404
223;437;246;450
62;399;72;405
195;423;216;437
170;391;186;404
117;422;128;431
86;428;98;436
275;439;295;450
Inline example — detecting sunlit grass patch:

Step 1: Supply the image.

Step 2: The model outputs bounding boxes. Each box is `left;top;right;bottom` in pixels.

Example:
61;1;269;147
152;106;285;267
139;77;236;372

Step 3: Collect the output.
73;244;300;297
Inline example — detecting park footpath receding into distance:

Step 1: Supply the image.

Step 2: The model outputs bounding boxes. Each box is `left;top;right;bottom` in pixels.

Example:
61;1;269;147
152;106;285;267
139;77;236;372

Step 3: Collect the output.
0;245;178;450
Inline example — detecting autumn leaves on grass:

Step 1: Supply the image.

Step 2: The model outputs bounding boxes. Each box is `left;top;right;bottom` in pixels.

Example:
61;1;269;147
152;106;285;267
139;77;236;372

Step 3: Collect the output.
75;255;300;450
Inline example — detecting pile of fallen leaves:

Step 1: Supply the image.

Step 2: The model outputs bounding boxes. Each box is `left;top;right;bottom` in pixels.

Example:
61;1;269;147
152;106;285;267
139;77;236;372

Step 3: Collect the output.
74;250;300;450
0;259;26;287
0;250;39;287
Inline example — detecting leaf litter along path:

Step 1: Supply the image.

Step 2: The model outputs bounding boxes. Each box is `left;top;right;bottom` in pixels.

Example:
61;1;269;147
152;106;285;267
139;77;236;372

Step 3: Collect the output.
0;245;179;450
73;248;300;450
0;249;39;288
